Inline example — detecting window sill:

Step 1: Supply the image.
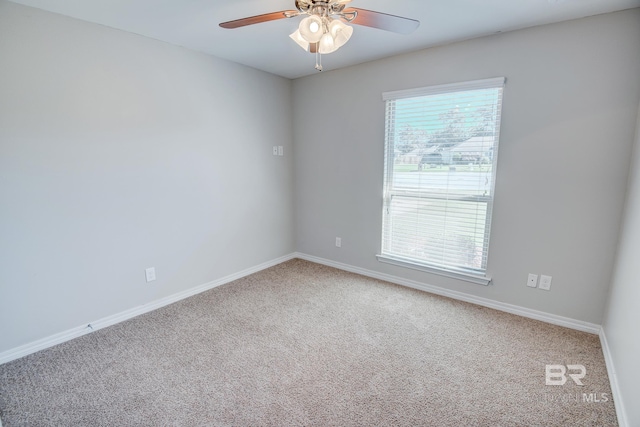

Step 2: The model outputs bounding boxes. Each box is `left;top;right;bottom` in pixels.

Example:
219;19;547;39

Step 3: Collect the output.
376;255;492;286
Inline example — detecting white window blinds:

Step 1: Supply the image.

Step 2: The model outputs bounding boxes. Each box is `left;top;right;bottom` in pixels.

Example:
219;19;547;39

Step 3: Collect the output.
379;78;505;283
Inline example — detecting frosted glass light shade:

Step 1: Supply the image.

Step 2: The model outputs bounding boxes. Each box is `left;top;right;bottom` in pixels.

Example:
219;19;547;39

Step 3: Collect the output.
299;15;323;43
289;30;310;51
329;19;353;49
318;33;336;54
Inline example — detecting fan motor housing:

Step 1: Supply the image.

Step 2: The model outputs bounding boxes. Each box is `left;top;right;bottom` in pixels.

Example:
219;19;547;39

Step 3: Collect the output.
295;0;346;15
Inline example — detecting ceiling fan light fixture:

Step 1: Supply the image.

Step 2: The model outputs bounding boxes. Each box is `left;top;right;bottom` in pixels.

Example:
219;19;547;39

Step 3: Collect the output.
289;29;310;51
318;32;336;54
299;15;323;43
329;19;353;49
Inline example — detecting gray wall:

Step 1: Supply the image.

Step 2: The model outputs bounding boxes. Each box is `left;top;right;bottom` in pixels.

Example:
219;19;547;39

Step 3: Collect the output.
1;0;639;363
602;103;640;426
293;10;640;324
0;1;294;354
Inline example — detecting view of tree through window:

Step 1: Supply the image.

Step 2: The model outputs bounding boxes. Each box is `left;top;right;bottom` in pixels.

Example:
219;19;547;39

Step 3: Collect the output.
380;78;505;277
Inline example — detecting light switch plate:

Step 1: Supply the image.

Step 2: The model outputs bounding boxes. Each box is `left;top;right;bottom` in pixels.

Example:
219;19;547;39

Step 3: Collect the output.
539;275;552;291
527;273;538;288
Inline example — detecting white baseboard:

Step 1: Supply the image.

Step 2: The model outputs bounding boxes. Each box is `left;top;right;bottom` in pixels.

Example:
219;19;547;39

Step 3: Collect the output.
599;328;627;427
0;252;621;425
0;253;297;365
0;252;599;365
294;252;601;334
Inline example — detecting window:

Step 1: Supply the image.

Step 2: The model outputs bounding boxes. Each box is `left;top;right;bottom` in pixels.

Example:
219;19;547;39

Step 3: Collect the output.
378;78;505;285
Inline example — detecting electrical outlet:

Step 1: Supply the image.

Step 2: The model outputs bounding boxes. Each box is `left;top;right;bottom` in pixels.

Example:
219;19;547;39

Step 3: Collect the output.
278;146;284;156
145;267;156;282
335;237;342;248
527;273;538;288
539;275;552;291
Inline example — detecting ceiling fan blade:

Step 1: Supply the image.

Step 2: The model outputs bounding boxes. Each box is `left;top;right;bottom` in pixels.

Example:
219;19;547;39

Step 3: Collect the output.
345;8;420;34
309;42;319;54
219;10;298;29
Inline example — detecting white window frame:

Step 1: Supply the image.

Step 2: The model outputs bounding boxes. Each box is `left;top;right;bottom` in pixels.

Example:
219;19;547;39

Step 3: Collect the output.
377;77;506;286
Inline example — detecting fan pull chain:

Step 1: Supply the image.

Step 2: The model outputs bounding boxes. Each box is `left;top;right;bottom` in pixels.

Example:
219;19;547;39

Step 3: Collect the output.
315;51;323;72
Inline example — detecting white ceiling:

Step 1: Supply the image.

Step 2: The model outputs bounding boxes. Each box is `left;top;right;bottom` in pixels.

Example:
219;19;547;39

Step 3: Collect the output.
8;0;640;79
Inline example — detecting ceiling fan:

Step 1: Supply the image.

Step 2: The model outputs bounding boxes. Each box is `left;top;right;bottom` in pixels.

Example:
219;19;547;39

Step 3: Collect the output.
220;0;420;71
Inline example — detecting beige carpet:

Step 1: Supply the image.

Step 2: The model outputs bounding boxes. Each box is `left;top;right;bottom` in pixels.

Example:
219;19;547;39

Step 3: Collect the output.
0;259;617;426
